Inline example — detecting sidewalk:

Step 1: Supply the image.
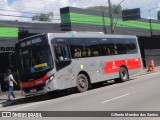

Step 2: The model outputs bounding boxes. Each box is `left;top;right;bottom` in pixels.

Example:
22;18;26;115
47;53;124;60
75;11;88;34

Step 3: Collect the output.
131;66;160;77
0;66;160;108
0;90;24;108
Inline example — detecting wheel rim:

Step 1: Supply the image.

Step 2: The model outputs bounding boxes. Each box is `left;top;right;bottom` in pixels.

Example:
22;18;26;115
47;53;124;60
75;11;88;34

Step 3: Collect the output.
78;77;86;88
121;69;127;80
77;74;89;92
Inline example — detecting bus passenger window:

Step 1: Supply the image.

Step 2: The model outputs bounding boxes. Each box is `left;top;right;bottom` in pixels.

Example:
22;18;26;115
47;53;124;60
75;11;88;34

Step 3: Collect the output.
93;50;99;56
62;46;70;60
86;48;91;57
59;56;64;61
82;48;87;57
104;47;110;55
74;48;81;58
114;45;118;55
55;47;63;61
54;46;71;61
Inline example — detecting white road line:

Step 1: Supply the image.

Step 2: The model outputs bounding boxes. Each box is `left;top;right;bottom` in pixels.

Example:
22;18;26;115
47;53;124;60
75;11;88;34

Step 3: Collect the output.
8;100;48;111
101;94;130;104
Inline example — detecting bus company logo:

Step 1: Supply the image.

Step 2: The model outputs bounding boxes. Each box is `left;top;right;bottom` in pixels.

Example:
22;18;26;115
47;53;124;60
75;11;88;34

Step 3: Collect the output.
36;80;43;85
2;112;12;117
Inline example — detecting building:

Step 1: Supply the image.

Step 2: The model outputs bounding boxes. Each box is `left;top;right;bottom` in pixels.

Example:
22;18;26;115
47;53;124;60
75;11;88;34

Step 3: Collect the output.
0;6;160;91
60;7;160;67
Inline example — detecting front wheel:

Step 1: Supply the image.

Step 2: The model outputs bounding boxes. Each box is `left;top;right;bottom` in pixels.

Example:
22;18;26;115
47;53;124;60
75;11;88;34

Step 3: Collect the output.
76;74;89;92
115;67;129;83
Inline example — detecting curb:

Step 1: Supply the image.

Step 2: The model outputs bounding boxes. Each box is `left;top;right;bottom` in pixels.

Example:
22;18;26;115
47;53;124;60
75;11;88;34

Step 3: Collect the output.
131;70;159;78
0;101;14;108
0;97;25;108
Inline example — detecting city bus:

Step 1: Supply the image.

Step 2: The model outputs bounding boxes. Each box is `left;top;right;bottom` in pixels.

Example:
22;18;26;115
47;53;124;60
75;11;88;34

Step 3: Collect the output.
15;32;142;97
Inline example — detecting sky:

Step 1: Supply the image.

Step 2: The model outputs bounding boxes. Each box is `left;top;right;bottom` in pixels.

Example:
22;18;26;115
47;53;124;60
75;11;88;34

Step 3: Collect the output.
0;0;160;22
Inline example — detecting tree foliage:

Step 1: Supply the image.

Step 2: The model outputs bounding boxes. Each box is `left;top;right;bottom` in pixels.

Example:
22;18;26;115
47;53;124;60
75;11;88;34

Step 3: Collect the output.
87;4;122;14
32;12;54;22
158;10;160;20
112;4;122;14
87;6;109;12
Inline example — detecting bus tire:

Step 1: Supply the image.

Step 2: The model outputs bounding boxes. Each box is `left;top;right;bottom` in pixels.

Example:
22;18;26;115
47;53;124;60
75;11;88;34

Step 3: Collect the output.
76;74;89;92
115;67;129;83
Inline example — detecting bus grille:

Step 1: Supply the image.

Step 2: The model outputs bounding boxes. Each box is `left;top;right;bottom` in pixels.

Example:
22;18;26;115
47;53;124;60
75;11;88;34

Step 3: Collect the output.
22;85;44;93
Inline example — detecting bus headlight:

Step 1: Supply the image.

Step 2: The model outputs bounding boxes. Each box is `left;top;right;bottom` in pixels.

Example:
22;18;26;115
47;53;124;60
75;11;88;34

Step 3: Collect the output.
50;75;54;81
46;79;50;84
46;74;54;85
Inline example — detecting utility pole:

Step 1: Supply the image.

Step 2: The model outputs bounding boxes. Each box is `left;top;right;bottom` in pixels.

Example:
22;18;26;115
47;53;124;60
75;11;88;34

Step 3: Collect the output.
102;11;107;34
149;19;153;36
108;0;114;34
112;0;124;34
108;0;124;34
149;10;153;36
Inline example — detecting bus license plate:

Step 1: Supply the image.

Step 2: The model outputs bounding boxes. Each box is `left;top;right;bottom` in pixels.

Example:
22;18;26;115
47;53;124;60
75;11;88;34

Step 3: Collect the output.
30;89;36;93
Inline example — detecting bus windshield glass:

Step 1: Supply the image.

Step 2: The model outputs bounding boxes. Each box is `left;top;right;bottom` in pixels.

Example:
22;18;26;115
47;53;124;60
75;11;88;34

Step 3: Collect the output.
19;44;53;75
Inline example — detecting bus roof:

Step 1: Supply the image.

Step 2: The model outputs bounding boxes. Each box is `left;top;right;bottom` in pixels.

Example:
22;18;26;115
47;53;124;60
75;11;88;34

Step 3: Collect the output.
47;32;137;39
17;32;137;43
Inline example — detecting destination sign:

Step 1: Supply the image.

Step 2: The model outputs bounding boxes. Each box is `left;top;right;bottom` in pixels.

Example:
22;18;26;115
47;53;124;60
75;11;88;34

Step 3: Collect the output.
20;37;42;47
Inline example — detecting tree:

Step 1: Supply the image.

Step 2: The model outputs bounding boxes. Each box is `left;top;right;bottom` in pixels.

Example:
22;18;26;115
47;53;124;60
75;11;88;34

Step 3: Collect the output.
112;4;122;14
87;6;109;12
32;12;54;22
87;4;122;14
158;10;160;20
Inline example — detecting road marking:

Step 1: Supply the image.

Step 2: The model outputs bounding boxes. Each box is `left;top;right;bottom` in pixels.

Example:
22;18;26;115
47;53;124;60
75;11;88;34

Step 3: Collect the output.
8;100;49;111
101;94;130;104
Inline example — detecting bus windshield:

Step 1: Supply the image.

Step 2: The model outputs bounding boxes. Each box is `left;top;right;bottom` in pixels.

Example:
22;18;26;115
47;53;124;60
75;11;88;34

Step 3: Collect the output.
19;44;53;75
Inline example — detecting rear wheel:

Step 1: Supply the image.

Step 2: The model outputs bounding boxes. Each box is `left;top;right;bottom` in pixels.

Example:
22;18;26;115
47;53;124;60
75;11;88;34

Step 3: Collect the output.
76;74;89;92
115;67;129;83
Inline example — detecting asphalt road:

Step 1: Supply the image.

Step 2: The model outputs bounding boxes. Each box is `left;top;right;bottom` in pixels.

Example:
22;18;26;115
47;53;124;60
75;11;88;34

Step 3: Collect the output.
1;71;160;120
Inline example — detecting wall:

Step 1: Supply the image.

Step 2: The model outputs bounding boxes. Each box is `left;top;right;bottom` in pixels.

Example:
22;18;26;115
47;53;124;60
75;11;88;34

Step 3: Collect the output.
138;36;160;67
60;7;160;36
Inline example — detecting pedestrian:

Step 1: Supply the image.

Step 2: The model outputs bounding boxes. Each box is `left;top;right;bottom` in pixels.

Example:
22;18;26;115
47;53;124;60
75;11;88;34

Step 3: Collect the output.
4;69;18;101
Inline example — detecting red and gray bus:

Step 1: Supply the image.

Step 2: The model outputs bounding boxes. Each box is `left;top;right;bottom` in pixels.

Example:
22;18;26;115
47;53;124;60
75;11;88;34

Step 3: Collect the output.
15;32;142;97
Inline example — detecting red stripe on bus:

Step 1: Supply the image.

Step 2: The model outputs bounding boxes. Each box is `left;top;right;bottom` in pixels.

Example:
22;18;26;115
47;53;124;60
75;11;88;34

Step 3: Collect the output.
20;75;49;88
104;58;142;74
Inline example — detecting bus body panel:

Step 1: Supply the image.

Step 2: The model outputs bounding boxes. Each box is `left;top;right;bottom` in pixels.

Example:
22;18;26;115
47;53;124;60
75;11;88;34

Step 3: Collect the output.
15;32;142;96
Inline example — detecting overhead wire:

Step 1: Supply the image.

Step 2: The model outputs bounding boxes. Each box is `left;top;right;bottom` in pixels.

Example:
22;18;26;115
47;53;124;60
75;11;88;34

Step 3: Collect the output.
7;0;160;14
0;8;39;15
0;20;158;37
0;13;158;31
0;13;153;28
0;23;154;37
0;7;159;19
0;1;159;19
0;18;157;33
0;13;32;18
0;8;158;25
